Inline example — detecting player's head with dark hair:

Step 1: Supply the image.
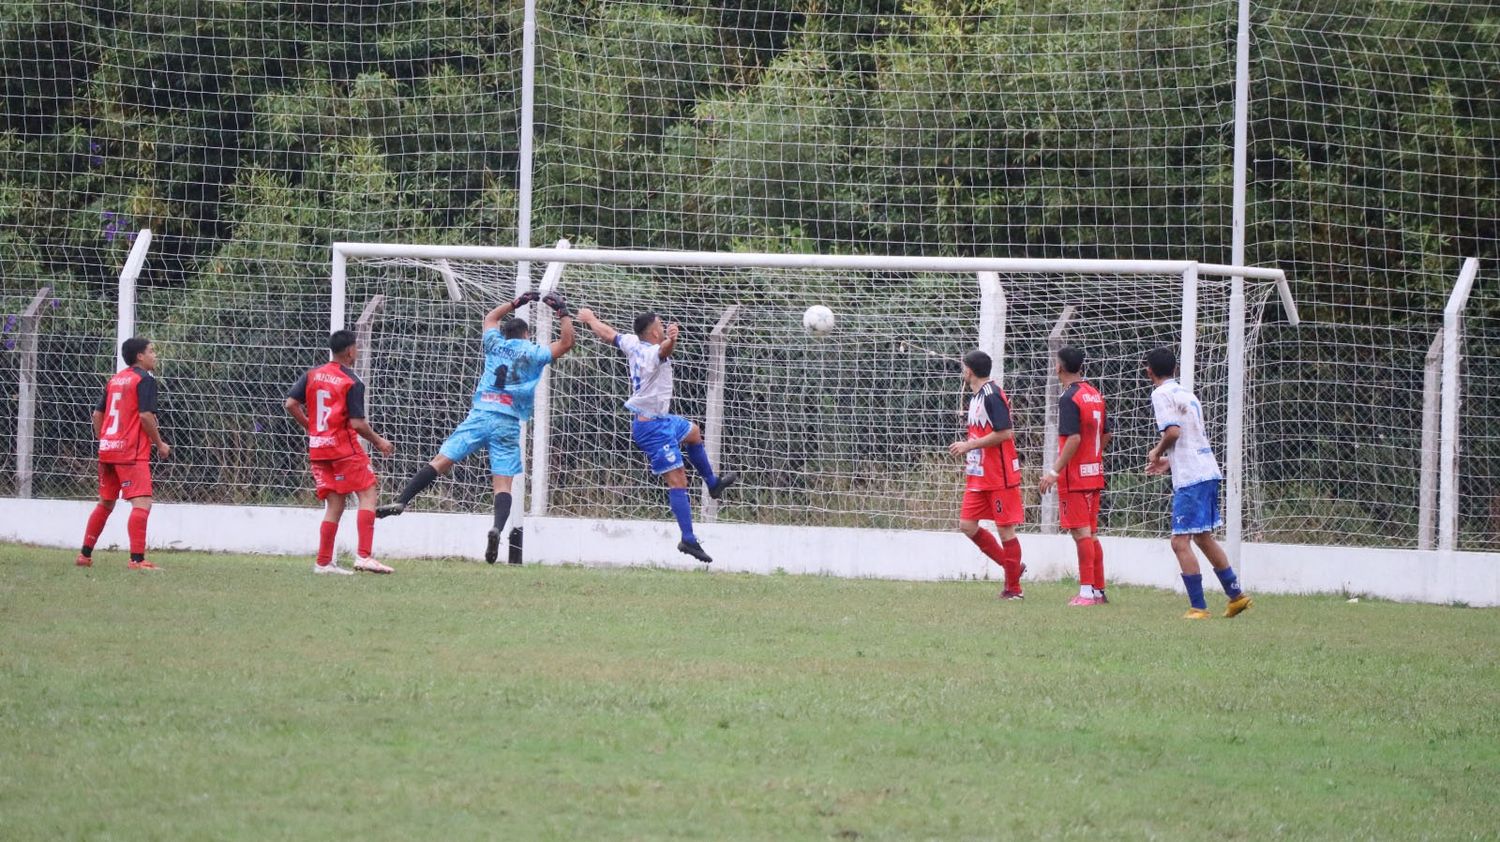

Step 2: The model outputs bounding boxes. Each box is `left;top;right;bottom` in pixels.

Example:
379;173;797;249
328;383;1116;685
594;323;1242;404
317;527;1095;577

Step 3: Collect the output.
1146;346;1177;380
962;349;992;380
634;311;662;340
121;337;152;368
328;330;357;356
1056;346;1084;375
502;317;530;340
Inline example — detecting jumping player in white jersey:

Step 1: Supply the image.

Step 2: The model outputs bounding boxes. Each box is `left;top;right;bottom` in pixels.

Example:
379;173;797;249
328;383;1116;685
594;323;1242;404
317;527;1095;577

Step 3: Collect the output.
1144;346;1252;619
575;307;738;563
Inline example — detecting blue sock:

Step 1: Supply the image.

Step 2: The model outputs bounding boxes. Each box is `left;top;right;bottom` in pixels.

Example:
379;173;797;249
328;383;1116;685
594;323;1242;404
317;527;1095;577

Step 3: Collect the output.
668;488;697;543
1214;565;1243;599
1182;573;1207;610
682;442;719;488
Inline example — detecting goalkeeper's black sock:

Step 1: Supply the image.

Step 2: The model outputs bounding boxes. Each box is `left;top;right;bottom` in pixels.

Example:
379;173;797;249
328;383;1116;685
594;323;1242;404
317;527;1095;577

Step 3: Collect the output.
397;464;439;505
493;492;512;532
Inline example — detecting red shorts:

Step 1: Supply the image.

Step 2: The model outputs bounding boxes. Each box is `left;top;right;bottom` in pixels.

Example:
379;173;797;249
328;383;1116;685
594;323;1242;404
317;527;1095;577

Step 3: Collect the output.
1059;489;1101;531
310;454;376;500
961;485;1025;527
98;460;153;500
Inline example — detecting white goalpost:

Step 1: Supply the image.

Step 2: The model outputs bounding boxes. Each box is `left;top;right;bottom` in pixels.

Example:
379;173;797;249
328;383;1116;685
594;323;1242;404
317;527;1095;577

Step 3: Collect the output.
331;243;1294;571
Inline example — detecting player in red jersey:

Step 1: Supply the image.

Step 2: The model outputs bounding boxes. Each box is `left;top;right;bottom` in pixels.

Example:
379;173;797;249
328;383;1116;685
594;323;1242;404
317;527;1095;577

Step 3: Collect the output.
949;350;1026;599
1038;346;1112;605
284;330;395;575
76;337;170;570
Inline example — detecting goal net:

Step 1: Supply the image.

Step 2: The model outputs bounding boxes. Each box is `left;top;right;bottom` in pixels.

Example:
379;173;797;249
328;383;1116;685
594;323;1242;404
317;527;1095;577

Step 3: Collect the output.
340;247;1279;542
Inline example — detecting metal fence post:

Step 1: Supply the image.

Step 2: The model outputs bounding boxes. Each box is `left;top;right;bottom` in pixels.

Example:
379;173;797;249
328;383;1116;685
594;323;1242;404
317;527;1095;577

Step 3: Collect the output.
15;287;52;498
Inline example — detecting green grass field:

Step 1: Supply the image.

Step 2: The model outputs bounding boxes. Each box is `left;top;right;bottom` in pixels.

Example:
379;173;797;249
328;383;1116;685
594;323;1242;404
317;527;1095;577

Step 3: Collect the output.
2;543;1497;840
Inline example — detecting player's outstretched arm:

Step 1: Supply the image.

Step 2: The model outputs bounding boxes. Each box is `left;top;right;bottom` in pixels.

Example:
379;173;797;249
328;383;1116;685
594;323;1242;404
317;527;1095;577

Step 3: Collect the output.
575;308;619;345
542;292;577;360
349;418;394;456
483;291;540;332
658;322;680;359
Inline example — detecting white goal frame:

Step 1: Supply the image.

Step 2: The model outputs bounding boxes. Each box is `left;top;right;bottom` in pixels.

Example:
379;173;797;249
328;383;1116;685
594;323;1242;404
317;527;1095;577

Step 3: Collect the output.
331;243;1298;567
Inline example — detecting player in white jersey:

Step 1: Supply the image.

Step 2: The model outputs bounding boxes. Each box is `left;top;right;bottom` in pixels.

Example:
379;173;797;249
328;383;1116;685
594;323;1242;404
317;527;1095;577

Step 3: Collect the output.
1145;347;1252;619
576;307;738;563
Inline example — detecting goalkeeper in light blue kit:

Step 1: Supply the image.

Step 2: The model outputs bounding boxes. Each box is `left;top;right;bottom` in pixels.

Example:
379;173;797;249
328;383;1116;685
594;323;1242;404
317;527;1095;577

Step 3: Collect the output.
575;306;738;563
378;289;575;564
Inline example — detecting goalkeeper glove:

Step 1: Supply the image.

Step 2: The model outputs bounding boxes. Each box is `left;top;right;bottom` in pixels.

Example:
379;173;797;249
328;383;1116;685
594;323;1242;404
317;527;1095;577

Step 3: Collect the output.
542;291;571;317
510;291;540;308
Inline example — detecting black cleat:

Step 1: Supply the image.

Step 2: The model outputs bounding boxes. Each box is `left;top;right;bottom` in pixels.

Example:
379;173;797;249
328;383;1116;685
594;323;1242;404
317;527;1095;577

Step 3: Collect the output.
677;539;713;564
375;501;406;519
485;528;501;565
707;471;739;500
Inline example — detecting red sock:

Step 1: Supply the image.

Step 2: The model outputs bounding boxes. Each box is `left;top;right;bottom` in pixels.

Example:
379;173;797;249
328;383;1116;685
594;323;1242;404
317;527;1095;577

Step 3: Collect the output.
1091;537;1105;590
1001;538;1022;591
1075;538;1094;589
356;510;375;558
317;520;338;566
127;507;149;559
82;503;112;551
968;529;1008;569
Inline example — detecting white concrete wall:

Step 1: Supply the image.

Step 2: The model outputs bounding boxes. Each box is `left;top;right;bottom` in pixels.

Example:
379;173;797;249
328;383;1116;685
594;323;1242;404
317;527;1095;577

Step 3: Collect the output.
2;497;1494;607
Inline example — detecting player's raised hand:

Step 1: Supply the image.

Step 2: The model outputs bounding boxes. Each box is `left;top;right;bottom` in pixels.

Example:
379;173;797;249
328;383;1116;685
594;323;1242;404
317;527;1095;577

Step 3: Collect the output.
375;436;395;457
156;441;172;461
948;440;970;458
665;322;680;341
542;290;570;317
576;307;595;324
511;290;541;308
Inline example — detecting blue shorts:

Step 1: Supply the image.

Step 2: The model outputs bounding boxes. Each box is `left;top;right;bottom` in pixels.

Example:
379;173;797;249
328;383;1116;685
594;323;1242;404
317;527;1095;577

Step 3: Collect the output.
631;414;693;475
439;409;523;476
1171;479;1223;535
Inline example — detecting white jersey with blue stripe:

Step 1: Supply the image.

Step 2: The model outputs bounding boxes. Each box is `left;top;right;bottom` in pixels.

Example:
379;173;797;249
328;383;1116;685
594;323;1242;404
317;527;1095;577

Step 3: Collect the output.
615;333;673;417
1150;378;1221;489
470;328;554;421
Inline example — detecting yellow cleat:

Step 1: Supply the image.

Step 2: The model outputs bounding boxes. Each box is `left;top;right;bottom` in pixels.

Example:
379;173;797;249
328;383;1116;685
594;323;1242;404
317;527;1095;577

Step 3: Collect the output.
1183;608;1213;620
1225;594;1253;618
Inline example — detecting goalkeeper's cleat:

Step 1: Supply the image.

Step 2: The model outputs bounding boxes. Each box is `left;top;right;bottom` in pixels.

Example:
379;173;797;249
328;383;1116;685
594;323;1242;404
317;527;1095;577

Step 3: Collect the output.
485;528;501;565
128;560;159;571
999;589;1024;601
1183;608;1213;620
708;472;739;500
75;552;92;568
1224;594;1254;618
677;540;713;564
313;561;354;576
375;502;406;519
354;556;394;574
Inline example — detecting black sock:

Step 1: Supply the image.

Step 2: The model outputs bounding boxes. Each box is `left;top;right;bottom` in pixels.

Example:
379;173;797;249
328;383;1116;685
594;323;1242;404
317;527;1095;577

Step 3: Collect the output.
397;464;440;505
493;492;512;532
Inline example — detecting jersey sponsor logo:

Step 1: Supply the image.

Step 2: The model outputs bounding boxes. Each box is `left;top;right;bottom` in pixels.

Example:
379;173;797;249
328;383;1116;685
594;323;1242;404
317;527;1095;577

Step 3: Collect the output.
1078;462;1102;477
480;392;515;405
309;435;340;448
99;439;128;451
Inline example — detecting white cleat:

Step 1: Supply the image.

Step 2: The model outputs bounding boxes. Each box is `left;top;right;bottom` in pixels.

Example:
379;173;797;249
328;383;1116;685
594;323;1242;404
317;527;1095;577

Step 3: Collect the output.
313;561;354;576
354;556;394;574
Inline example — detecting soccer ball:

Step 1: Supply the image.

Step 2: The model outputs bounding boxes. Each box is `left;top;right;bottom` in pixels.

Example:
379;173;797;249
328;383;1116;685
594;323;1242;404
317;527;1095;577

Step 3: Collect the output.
802;305;836;336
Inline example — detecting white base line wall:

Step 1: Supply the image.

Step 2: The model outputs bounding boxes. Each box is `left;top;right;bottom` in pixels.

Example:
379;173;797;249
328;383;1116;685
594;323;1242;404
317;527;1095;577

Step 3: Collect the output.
2;498;1495;607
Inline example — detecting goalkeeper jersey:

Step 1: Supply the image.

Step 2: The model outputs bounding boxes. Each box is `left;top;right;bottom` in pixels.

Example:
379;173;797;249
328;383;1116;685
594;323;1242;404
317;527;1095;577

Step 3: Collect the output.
471;328;554;421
